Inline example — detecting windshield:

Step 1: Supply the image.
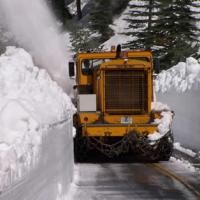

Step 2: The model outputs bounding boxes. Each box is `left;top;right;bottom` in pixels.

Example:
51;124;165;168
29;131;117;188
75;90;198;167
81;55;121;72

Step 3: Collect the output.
82;59;111;75
81;57;150;75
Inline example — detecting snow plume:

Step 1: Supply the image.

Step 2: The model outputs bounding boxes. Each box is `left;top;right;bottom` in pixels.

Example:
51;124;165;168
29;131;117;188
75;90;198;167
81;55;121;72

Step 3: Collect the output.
0;0;71;92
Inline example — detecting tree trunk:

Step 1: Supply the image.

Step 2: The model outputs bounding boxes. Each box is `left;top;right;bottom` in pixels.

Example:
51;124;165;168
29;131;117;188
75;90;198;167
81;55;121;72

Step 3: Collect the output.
76;0;82;20
147;0;153;49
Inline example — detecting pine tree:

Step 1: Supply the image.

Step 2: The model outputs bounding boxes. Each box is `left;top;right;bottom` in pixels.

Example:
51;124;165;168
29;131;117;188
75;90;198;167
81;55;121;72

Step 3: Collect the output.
154;0;200;68
124;0;162;50
89;0;113;43
70;26;99;52
111;0;130;15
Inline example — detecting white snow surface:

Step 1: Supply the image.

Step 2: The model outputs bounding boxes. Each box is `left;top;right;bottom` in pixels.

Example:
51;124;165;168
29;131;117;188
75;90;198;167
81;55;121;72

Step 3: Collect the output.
155;57;200;93
65;164;79;200
0;47;75;191
170;157;197;173
103;3;132;50
148;102;173;141
156;57;200;151
174;142;197;158
151;101;171;112
68;0;90;15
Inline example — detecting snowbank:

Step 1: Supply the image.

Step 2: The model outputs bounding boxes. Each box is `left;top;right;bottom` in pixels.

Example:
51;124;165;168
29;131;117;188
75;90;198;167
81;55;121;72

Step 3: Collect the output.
155;57;200;93
156;57;200;151
157;89;200;151
0;122;74;200
0;47;75;192
174;142;197;158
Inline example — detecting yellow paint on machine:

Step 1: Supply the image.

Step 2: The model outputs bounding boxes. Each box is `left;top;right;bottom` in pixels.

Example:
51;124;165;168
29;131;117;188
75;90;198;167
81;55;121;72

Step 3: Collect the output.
72;46;174;160
74;48;159;138
79;112;152;124
82;124;157;137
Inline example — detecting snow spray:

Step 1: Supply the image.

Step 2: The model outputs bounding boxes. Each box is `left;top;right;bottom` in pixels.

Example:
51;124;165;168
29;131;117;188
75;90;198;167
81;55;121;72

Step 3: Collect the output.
0;0;71;92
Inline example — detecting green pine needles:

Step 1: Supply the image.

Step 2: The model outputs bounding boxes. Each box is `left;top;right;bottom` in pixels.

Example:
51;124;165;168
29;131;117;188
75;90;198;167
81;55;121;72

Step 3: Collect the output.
89;0;114;43
124;0;200;69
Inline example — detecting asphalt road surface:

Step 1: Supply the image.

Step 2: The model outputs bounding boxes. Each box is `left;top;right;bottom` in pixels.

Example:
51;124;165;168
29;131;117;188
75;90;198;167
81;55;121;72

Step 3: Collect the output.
70;161;200;200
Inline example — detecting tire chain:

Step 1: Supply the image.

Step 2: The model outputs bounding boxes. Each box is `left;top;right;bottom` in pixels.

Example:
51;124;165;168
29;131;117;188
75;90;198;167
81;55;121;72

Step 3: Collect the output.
85;131;173;161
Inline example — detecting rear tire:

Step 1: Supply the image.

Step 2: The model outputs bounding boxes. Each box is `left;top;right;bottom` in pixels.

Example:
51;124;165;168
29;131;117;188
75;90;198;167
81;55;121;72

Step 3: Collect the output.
134;131;174;162
159;131;174;161
74;131;89;162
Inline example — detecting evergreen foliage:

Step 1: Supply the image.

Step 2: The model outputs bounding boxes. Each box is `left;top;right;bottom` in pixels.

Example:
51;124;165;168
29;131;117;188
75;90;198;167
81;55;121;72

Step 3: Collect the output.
124;0;200;69
46;0;200;69
153;0;200;68
124;0;162;50
89;0;113;43
111;0;130;15
69;25;99;52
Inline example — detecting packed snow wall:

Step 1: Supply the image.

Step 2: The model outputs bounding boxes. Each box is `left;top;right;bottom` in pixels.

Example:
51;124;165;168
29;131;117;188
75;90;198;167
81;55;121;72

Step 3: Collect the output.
0;121;74;200
0;47;75;199
157;89;200;151
155;57;200;151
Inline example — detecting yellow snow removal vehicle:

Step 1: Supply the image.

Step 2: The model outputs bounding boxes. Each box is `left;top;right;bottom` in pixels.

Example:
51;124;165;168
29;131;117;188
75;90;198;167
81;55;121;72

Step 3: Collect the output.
69;45;174;161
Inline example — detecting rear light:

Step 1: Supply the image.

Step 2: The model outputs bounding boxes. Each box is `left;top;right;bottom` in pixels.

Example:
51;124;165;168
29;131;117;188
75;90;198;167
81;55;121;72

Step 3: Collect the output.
84;117;88;122
124;58;128;64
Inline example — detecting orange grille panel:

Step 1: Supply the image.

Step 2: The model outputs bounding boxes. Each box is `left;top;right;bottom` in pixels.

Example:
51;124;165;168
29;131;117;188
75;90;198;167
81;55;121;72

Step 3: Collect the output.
105;70;148;114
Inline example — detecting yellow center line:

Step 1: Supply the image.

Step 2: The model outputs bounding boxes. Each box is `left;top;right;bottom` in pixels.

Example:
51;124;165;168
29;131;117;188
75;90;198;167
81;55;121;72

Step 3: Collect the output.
147;163;200;199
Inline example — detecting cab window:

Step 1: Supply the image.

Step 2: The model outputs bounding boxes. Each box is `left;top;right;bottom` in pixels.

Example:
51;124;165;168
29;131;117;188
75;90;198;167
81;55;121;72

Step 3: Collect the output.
82;59;93;75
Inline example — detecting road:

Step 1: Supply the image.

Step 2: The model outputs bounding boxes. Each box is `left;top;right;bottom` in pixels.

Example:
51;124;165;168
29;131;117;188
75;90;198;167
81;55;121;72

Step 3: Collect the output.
70;160;200;200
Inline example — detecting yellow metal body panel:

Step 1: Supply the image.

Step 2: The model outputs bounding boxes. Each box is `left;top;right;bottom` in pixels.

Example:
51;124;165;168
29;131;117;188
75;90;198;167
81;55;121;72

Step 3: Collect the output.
77;51;152;60
79;112;158;137
75;49;155;138
76;51;153;85
79;112;151;124
82;124;157;137
100;60;151;69
103;114;150;124
79;112;100;124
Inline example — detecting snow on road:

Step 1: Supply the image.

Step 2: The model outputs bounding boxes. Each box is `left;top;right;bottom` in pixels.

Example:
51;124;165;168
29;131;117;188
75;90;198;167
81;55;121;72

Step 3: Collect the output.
0;47;75;192
174;143;197;158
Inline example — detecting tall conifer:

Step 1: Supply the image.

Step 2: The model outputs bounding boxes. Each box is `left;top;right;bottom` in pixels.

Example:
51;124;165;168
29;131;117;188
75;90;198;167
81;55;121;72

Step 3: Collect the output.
124;0;161;50
89;0;113;43
154;0;200;68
